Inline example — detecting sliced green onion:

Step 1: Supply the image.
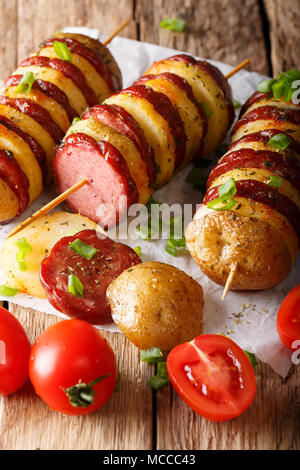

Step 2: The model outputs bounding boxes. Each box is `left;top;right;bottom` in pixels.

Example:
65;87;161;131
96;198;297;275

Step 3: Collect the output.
200;102;212;118
134;246;142;257
257;78;276;93
53;40;72;62
140;347;163;363
168;235;186;248
135;219;161;241
244;350;257;369
69;238;99;260
258;70;300;102
157;362;168;379
207;198;237;211
135;224;152;241
272;80;286;100
0;285;19;296
268;133;291;151
135;196;163;242
16;72;35;94
71;117;81;126
15;238;32;271
68;274;84;298
165;215;186;257
148;375;170;390
66;227;80;236
267;175;282;188
165;239;178;257
146;195;162;210
233;99;241;109
160;17;186;33
218;177;237;199
207;178;238;211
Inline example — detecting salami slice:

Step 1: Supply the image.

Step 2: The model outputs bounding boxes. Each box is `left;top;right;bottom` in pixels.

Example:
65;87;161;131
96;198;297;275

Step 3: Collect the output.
40;229;141;325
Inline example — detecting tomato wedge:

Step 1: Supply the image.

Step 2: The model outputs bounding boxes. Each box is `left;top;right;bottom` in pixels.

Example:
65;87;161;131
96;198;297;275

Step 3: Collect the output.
167;334;256;422
277;284;300;350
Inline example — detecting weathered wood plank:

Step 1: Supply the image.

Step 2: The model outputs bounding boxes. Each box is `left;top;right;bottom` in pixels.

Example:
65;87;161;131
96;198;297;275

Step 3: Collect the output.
264;0;300;73
0;0;18;442
136;0;299;450
0;0;18;77
0;0;152;451
16;0;137;62
0;304;153;450
156;362;300;450
136;0;270;74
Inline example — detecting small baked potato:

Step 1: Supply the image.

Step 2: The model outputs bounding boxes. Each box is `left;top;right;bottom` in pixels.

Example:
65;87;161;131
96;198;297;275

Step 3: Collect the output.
107;261;204;351
1;211;98;298
185;210;292;290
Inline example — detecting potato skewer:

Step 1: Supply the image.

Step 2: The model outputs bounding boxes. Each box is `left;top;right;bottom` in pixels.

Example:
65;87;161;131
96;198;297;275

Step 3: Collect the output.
0;25;124;223
8;57;250;238
186;69;300;294
51;56;249;227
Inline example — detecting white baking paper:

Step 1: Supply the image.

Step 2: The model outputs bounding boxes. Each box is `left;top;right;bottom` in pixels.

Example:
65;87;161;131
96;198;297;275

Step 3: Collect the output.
0;27;298;377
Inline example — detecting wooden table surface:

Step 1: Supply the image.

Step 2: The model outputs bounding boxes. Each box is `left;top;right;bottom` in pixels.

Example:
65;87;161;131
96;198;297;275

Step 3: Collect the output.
0;0;299;451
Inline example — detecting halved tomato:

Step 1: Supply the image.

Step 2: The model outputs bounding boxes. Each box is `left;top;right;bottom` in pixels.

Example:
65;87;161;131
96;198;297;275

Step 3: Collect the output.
167;334;257;422
277;284;300;350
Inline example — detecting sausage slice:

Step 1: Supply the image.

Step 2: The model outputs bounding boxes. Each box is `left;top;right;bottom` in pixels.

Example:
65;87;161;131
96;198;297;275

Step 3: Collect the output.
53;133;139;228
40;229;141;324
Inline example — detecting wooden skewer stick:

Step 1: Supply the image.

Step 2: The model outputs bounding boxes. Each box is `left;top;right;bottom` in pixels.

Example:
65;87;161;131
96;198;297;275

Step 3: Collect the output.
222;262;238;300
7;179;88;239
103;19;130;46
225;59;251;79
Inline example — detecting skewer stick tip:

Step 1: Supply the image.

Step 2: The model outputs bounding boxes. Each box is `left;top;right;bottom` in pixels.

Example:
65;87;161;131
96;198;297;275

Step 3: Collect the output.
225;59;251;79
103;19;131;46
6;178;88;239
222;262;238;300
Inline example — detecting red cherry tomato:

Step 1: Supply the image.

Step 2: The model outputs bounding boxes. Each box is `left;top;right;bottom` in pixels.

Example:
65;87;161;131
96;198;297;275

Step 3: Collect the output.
167;334;256;422
29;319;117;415
0;306;31;396
277;284;300;350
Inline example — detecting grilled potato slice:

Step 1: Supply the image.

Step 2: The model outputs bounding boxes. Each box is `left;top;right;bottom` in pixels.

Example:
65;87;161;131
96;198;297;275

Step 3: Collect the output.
13;65;88;116
0;177;19;220
0;122;42;203
137;74;204;168
105;92;176;187
4;86;70;133
1;211;98;298
146;57;232;157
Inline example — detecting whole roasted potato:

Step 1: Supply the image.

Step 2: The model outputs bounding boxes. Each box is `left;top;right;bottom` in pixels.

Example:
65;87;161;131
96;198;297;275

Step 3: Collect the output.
185;210;292;290
107;261;204;351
